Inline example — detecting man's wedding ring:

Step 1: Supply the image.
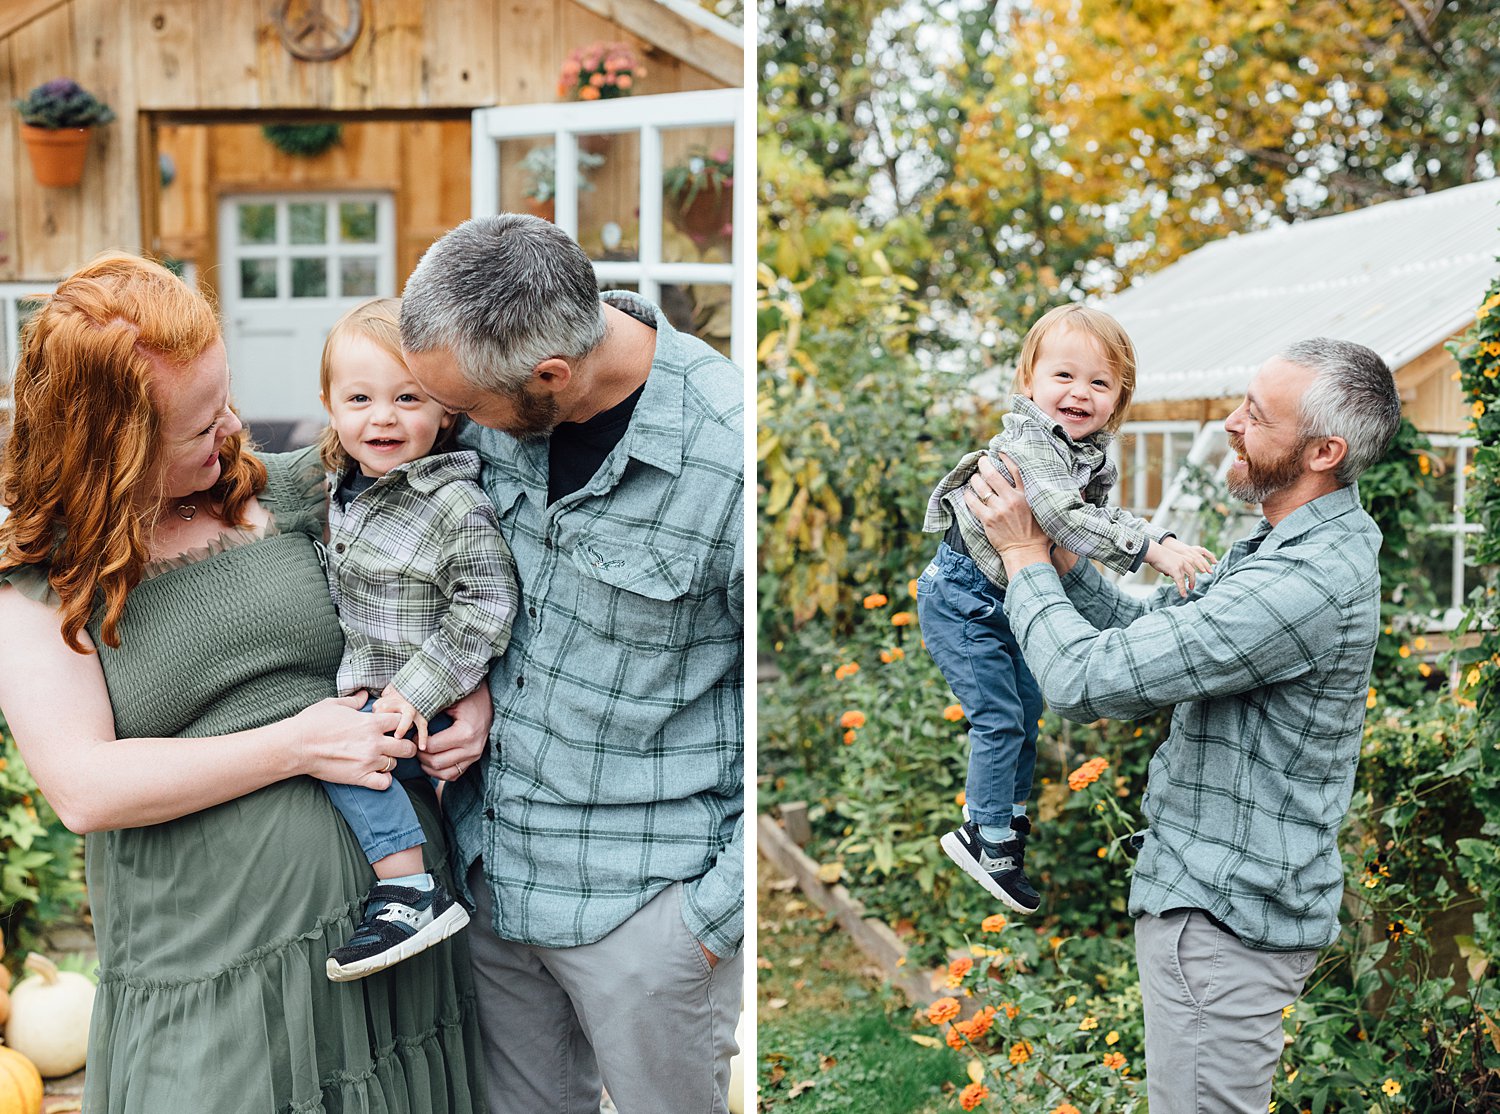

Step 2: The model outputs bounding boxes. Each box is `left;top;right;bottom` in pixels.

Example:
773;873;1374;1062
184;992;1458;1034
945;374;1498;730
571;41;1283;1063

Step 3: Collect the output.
977;488;991;503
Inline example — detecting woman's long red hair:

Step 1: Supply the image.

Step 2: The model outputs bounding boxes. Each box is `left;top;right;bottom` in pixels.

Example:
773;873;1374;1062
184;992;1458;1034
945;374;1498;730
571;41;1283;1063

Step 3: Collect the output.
0;252;266;652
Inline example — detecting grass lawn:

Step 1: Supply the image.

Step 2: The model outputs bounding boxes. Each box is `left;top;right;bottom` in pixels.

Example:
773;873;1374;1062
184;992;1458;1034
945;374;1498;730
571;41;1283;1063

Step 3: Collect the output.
756;865;963;1113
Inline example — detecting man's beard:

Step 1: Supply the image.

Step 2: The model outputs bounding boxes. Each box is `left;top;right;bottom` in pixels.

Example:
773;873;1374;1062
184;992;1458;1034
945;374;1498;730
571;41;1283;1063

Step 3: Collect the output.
504;383;561;442
1225;433;1308;504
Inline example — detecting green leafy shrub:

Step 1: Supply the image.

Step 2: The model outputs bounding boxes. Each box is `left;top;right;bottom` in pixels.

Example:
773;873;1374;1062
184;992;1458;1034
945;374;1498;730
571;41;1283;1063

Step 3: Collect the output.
0;714;86;958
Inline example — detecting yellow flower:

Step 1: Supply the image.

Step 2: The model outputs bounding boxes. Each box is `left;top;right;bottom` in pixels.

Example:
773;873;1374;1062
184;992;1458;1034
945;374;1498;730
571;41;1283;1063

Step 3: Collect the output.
1281;1004;1295;1019
1398;645;1411;658
1079;1016;1098;1031
1007;1040;1032;1065
891;611;914;626
981;914;1008;932
862;593;889;609
1105;1030;1120;1045
1418;663;1433;677
943;703;966;722
1096;847;1108;858
1382;1078;1401;1096
1474;399;1486;419
834;662;860;680
1467;668;1482;688
1065;994;1077;1007
1366;687;1377;709
1418;454;1430;474
1413;636;1427;650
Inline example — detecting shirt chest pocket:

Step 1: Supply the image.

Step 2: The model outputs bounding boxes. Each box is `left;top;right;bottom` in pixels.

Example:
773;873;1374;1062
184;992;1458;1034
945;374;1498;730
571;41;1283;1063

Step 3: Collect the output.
569;533;699;654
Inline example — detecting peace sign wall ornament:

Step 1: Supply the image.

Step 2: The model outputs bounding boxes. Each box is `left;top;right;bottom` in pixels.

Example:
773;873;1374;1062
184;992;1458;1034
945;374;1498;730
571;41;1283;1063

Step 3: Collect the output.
276;0;363;62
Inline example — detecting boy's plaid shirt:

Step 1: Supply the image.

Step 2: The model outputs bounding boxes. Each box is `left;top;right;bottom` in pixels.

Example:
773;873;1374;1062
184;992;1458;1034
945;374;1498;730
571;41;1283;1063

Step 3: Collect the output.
923;395;1170;585
448;292;744;959
1005;484;1382;951
325;450;519;719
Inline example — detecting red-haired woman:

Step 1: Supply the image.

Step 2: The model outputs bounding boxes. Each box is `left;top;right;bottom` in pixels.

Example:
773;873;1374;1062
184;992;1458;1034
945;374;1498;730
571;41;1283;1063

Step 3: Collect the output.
0;253;487;1113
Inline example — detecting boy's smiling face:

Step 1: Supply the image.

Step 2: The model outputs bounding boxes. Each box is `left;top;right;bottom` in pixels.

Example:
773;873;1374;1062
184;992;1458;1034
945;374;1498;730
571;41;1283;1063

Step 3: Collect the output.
1023;326;1124;438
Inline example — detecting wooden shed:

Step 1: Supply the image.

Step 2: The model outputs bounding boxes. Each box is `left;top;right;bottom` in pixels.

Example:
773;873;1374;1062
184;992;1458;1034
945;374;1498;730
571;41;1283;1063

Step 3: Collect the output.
0;0;744;438
1101;179;1500;618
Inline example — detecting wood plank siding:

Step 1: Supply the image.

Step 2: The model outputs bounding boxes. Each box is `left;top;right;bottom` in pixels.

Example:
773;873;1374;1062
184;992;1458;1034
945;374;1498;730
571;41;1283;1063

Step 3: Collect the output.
0;0;732;281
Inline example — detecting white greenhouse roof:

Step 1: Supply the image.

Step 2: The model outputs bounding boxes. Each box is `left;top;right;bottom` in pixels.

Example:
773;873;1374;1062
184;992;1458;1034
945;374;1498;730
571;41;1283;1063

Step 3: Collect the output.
1098;179;1500;402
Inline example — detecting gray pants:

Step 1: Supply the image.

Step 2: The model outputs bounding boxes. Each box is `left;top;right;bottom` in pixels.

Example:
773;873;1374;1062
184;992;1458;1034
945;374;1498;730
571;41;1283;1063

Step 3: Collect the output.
1136;910;1318;1114
467;863;743;1114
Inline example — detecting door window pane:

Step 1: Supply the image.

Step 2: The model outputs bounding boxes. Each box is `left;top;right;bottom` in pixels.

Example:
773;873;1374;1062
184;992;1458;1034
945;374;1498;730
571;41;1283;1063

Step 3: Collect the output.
339;202;378;243
290;204;328;245
240;259;278;299
238;204;276;245
291;258;328;298
340;257;378;297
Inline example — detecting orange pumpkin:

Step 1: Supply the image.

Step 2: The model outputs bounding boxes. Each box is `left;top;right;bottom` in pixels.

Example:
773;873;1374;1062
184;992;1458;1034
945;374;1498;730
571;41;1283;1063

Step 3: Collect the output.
0;1043;43;1114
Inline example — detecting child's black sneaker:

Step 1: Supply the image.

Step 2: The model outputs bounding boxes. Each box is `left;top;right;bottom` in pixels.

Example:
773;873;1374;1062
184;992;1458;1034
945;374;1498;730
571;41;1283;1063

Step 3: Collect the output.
326;881;470;982
940;816;1041;914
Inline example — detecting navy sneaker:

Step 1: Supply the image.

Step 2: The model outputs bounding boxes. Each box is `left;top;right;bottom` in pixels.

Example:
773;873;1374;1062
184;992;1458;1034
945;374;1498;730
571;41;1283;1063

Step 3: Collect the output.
327;881;470;982
940;816;1041;914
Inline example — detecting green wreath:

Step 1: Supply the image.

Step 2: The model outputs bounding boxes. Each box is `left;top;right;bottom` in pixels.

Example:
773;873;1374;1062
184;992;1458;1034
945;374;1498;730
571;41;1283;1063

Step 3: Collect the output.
261;123;343;158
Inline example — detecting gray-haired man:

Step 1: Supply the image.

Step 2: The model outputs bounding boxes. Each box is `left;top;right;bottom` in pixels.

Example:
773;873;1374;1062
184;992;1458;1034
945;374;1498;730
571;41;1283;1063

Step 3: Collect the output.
965;339;1402;1113
400;215;743;1114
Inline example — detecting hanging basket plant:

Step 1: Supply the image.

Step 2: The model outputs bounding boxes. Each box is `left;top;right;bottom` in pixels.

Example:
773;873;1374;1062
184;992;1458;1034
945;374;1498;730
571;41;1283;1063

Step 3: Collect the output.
14;78;115;188
261;123;343;158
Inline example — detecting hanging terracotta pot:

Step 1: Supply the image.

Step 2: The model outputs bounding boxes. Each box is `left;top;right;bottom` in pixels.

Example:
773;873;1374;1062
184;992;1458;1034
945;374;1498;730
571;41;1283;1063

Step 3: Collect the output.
670;179;733;247
522;196;556;223
20;125;91;187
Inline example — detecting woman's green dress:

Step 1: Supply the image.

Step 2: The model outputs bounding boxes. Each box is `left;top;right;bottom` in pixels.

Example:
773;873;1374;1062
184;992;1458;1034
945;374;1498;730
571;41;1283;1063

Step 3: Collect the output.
4;448;482;1114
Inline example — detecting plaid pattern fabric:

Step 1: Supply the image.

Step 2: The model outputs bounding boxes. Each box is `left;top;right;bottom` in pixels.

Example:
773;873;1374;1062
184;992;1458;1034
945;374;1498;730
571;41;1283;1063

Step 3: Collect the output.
923;396;1169;586
1005;484;1382;950
326;450;519;719
449;291;745;957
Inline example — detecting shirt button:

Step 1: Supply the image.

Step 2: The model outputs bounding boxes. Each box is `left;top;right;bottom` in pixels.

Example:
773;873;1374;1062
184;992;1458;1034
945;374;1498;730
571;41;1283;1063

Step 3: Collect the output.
544;536;553;549
516;676;525;689
335;543;346;553
484;807;495;821
528;606;537;618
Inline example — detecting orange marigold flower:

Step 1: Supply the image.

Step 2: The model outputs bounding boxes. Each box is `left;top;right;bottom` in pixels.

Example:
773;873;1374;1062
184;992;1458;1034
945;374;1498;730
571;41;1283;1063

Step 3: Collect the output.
927;997;961;1025
1079;1016;1098;1031
863;593;889;609
959;1082;989;1111
948;957;973;981
834;662;860;680
843;729;856;744
908;578;919;598
1002;1002;1019;1020
981;914;1008;932
1068;756;1109;791
879;647;906;663
1007;1040;1032;1065
943;703;965;722
945;1025;967;1049
891;611;914;626
839;710;866;729
1052;1105;1081;1114
1103;1052;1126;1071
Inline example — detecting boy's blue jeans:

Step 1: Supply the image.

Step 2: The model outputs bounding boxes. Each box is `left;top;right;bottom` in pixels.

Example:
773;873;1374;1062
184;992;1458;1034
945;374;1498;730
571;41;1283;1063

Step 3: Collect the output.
916;543;1043;829
319;697;450;866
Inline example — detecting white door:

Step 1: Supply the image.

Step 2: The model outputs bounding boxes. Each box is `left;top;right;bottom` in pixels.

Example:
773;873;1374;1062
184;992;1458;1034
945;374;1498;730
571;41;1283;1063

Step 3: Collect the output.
218;193;396;422
470;88;745;368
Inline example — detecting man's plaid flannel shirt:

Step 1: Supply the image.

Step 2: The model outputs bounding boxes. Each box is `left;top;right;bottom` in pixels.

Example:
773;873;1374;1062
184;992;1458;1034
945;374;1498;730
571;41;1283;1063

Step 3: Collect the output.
325;450;518;718
1005;484;1382;951
923;395;1171;587
450;291;744;959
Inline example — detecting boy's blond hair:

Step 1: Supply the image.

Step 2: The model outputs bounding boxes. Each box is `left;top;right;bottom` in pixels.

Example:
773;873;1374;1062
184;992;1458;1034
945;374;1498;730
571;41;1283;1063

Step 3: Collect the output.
317;297;457;473
1013;304;1136;433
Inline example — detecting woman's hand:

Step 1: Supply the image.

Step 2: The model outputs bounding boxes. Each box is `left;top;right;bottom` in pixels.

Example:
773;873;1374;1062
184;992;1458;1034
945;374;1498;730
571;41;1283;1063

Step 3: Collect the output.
292;693;413;789
421;685;492;782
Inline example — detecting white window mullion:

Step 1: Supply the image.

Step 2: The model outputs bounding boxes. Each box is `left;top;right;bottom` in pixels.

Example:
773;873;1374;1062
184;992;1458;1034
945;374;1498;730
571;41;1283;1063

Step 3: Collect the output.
638;124;664;306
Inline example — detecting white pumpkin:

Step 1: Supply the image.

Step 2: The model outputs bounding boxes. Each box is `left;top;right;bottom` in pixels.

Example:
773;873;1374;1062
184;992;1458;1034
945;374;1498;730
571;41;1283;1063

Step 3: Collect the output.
4;953;95;1077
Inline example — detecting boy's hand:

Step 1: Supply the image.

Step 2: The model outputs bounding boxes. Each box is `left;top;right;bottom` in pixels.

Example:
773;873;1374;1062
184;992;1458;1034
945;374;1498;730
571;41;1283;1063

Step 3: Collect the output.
374;684;430;751
1144;536;1217;598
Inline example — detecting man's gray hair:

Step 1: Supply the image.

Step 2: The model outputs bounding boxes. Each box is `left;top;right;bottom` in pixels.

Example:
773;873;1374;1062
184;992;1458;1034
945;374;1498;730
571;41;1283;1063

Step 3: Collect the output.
1283;338;1403;485
400;214;606;394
